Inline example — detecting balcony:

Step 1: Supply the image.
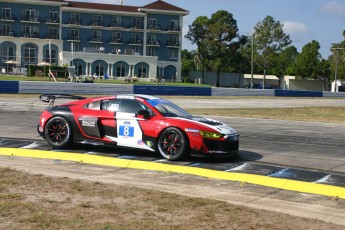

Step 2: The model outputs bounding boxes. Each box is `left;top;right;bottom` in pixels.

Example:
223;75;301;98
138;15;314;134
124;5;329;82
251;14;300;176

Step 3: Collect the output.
147;24;162;31
66;18;81;26
21;32;40;38
166;25;180;32
109;22;123;29
90;20;103;27
45;33;59;39
46;17;59;24
129;23;143;30
109;37;123;44
166;41;180;48
67;35;80;41
0;30;14;37
21;15;40;23
89;36;103;43
128;38;142;46
147;40;161;47
1;14;15;21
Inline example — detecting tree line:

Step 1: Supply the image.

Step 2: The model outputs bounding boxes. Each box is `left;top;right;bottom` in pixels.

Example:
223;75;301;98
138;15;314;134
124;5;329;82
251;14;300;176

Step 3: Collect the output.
183;11;345;88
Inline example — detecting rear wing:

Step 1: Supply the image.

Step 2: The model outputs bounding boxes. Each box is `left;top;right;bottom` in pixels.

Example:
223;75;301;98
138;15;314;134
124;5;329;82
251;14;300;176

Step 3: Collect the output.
39;94;86;107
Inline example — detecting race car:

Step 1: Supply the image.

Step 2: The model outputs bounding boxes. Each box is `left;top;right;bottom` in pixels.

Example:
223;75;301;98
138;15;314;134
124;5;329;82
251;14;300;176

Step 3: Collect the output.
37;94;239;160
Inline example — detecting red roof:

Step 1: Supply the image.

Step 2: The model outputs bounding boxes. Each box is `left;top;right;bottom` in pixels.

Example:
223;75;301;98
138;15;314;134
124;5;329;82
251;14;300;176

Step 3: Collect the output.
66;1;140;13
141;0;189;13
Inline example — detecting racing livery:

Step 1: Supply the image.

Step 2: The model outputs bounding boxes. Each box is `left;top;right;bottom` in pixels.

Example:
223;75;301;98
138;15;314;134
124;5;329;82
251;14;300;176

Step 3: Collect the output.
37;94;239;160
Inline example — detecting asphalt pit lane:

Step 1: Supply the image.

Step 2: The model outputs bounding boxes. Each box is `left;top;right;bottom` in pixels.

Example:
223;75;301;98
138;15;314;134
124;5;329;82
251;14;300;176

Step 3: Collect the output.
269;168;329;182
316;174;345;187
227;163;285;176
190;162;243;171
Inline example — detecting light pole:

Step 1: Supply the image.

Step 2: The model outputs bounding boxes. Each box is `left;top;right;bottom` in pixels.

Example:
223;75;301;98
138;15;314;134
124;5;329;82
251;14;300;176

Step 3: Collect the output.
330;45;345;92
250;34;254;89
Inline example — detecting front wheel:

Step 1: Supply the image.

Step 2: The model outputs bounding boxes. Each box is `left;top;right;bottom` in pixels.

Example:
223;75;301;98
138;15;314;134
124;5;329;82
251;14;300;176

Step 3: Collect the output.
44;116;72;148
157;127;189;161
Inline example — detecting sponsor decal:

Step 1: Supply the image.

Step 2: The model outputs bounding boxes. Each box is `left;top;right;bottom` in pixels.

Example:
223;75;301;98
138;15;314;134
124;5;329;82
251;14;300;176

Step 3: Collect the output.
145;141;153;148
124;121;131;125
185;128;199;133
137;140;145;145
119;125;134;137
82;120;96;127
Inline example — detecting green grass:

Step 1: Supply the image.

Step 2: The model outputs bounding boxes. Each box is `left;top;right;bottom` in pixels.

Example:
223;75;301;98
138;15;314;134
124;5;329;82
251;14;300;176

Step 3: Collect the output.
0;75;210;87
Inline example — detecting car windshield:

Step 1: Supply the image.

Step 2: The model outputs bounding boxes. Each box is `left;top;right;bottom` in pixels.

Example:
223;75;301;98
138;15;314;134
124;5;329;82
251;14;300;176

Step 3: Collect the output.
147;99;192;118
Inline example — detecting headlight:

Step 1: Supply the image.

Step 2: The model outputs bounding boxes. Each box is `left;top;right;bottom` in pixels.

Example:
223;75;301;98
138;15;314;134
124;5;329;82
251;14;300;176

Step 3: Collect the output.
200;131;223;139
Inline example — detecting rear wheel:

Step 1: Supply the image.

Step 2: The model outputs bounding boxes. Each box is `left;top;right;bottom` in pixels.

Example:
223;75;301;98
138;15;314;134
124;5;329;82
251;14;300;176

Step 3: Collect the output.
157;127;189;161
44;116;72;148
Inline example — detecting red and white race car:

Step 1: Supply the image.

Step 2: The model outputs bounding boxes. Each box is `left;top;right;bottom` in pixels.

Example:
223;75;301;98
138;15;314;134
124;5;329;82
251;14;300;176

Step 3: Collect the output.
37;94;239;160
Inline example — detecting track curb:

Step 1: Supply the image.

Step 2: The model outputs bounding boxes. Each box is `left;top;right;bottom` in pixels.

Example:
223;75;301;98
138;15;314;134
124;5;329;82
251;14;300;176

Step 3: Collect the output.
1;147;344;199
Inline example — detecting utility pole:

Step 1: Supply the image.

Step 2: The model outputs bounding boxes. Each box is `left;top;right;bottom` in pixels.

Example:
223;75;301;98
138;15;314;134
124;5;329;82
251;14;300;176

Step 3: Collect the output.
251;34;254;89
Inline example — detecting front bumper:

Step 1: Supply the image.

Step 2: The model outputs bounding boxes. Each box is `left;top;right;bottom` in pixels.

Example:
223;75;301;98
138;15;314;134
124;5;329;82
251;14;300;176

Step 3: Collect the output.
37;124;44;138
192;135;239;157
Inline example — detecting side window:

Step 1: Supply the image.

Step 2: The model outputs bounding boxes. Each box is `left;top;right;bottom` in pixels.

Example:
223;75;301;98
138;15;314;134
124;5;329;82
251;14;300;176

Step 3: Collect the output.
102;99;121;112
87;100;101;110
119;99;145;114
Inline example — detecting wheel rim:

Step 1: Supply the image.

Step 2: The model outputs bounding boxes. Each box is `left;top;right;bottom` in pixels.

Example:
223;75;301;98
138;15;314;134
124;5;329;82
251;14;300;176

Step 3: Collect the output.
159;130;183;158
46;119;69;144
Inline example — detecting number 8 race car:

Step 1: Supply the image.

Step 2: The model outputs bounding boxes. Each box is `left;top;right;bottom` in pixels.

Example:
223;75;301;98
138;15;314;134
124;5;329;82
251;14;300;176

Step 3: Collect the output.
37;94;239;161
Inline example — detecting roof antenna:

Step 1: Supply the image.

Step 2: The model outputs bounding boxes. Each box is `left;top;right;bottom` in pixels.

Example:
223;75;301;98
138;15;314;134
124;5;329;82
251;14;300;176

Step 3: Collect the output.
119;0;123;4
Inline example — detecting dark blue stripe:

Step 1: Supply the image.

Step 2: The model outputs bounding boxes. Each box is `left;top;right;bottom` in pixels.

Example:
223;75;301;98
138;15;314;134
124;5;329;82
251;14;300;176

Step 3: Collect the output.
133;85;212;96
0;81;19;93
275;89;323;97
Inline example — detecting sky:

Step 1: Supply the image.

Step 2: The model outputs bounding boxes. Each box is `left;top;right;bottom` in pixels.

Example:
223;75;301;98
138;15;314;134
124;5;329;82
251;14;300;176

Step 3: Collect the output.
75;0;345;58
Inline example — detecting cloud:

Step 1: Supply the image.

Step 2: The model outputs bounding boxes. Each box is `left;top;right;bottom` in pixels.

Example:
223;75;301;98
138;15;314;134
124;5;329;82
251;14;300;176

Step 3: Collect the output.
283;21;309;35
321;1;345;17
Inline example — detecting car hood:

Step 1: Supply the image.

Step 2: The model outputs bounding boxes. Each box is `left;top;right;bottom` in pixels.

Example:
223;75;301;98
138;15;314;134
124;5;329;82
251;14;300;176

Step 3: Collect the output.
188;116;238;135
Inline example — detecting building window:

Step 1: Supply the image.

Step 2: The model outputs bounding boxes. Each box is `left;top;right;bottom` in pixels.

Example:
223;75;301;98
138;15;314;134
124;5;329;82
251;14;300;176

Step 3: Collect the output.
23;44;36;66
2;8;11;19
137;65;147;78
75;62;83;76
116;64;126;77
169;49;178;60
44;49;57;65
2;24;11;33
49;27;58;39
92;15;102;26
169;20;179;31
48;11;58;22
23;9;39;21
70;29;79;40
2;46;15;62
70;13;80;24
22;26;39;37
95;63;104;77
132;18;141;29
147;47;156;56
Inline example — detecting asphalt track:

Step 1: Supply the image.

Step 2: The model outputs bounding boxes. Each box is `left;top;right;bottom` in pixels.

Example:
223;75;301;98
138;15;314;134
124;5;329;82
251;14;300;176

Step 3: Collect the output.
1;96;345;225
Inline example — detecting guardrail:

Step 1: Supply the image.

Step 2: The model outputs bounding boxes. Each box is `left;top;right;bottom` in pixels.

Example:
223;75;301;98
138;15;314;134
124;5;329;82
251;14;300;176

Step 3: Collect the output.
1;80;345;97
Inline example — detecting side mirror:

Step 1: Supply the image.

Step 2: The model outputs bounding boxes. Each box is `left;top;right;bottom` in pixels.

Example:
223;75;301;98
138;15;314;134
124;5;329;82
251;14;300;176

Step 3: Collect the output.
137;110;150;119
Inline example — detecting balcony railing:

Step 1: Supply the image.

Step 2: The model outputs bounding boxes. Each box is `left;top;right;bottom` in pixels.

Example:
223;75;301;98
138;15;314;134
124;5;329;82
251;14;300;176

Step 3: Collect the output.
21;15;40;23
166;25;180;32
128;38;142;45
1;14;15;21
21;32;40;38
90;20;103;27
46;17;59;23
109;38;123;44
147;40;161;46
67;35;80;41
129;23;143;30
67;18;81;25
166;41;180;47
89;36;103;43
0;30;14;36
45;33;59;39
147;24;161;31
109;22;123;28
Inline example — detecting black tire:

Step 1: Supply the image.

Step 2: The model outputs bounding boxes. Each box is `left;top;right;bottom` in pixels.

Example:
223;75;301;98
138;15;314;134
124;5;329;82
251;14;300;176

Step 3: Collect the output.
44;116;72;148
157;127;190;161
